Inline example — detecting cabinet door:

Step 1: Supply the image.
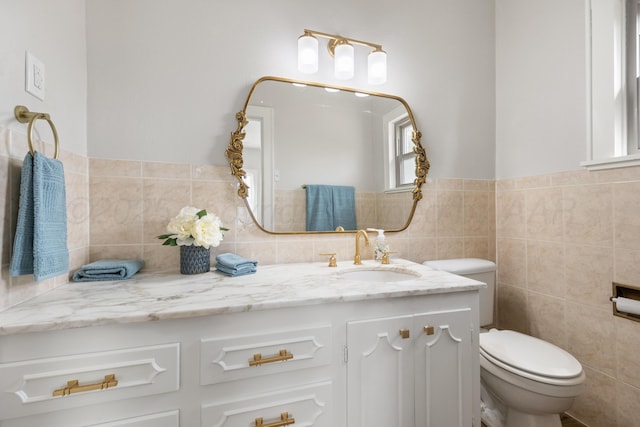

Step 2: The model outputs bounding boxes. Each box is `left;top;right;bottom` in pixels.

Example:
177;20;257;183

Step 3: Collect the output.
346;314;415;427
414;308;472;427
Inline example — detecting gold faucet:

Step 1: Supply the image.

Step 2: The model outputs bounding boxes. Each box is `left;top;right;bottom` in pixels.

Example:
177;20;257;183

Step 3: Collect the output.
354;229;370;265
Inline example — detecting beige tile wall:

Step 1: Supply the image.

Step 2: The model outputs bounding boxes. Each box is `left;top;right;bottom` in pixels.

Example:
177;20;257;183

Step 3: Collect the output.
0;126;89;310
87;160;495;272
0;150;495;314
496;167;640;427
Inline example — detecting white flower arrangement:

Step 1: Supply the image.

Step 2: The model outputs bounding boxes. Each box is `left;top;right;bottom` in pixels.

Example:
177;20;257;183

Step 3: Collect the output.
157;207;228;249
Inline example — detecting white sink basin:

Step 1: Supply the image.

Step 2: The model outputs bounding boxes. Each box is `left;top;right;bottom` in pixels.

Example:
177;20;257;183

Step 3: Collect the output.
337;268;419;282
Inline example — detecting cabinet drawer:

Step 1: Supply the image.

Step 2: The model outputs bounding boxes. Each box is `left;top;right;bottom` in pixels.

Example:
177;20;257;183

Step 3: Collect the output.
0;343;179;420
201;380;332;427
200;324;331;385
86;410;180;427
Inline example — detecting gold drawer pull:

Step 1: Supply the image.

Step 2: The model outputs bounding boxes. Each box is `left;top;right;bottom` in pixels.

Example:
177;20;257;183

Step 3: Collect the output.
399;328;410;339
52;374;118;397
424;325;435;336
249;349;294;366
255;412;295;427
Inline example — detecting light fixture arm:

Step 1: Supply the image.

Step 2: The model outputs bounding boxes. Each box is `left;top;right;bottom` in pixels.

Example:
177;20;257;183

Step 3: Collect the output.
303;29;383;56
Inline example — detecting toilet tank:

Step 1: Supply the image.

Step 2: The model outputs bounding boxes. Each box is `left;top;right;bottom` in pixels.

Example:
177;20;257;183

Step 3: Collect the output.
423;258;496;327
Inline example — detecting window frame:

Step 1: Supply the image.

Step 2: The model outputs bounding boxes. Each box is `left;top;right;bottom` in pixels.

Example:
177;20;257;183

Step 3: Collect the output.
382;105;415;192
394;117;416;188
583;0;640;170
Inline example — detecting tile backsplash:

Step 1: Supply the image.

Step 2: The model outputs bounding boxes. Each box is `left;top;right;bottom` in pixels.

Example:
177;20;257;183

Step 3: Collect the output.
0;128;495;311
88;158;495;272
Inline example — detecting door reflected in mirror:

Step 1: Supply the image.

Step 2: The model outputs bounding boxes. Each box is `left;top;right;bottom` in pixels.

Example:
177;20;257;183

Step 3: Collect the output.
226;76;429;234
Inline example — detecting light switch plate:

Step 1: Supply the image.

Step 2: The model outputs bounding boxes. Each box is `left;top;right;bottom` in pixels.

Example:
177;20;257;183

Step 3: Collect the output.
25;51;45;100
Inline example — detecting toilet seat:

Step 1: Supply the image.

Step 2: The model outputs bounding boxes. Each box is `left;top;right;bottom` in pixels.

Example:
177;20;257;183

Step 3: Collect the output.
480;329;583;386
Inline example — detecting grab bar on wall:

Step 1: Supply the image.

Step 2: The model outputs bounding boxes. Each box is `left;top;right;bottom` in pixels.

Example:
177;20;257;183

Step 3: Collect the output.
14;105;59;159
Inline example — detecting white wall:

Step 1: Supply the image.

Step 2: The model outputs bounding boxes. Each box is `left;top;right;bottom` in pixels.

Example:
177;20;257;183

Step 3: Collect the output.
0;0;87;156
495;0;587;178
1;1;596;181
86;0;496;179
254;82;380;191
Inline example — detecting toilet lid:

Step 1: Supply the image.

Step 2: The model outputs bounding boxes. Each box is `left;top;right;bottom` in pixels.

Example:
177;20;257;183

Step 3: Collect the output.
479;330;582;379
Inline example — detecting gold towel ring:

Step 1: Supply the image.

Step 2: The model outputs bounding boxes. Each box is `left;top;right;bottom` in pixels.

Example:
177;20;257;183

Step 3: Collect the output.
14;105;60;160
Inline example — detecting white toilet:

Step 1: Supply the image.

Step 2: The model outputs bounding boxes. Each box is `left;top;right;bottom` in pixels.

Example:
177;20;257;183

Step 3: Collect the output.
423;258;585;427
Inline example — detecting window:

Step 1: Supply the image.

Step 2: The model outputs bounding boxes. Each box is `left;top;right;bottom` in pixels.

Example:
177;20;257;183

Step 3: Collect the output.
383;105;414;191
628;0;640;152
584;0;640;169
394;118;416;187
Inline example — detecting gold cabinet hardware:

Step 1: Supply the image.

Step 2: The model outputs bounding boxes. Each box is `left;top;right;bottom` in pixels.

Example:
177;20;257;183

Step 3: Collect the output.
381;251;397;265
319;252;337;267
424;326;435;336
255;411;295;427
399;329;410;339
249;349;294;366
52;374;118;397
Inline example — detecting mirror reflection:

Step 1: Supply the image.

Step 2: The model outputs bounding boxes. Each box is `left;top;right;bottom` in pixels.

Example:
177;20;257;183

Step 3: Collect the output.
227;76;429;234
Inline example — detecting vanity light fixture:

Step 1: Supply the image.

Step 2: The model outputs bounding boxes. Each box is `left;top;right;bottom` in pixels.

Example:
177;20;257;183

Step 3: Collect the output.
297;29;387;85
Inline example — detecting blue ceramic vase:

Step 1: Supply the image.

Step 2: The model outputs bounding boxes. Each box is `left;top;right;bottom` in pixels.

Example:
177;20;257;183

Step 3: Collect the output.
180;245;211;274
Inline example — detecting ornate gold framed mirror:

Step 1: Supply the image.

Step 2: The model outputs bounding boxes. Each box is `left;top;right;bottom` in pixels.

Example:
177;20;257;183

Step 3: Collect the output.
226;76;429;234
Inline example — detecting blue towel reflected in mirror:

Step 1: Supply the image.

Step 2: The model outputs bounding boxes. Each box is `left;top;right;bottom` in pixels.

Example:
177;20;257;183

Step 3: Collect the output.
305;185;356;231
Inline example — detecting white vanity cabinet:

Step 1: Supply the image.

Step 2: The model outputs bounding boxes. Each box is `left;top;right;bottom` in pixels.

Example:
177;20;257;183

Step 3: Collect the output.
0;261;483;427
0;314;335;427
346;308;473;427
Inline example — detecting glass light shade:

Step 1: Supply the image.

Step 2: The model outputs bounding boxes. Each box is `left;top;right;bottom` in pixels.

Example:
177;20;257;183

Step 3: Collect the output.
298;35;318;74
334;43;354;80
368;50;387;85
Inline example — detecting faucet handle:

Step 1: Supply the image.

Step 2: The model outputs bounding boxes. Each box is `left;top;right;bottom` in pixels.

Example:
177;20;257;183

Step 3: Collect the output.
381;251;397;265
319;253;337;267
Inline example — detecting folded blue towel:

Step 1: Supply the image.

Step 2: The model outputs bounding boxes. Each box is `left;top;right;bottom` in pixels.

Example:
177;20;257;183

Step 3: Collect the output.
215;253;258;277
216;264;257;277
72;259;145;282
10;152;69;281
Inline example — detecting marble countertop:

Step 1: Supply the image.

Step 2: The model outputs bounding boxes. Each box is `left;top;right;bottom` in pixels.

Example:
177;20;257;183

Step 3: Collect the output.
0;259;484;336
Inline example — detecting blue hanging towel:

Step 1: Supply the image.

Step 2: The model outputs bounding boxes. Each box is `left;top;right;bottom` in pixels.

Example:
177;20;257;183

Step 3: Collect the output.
305;184;356;231
10;152;69;281
305;185;334;231
331;185;357;231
